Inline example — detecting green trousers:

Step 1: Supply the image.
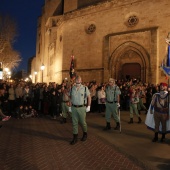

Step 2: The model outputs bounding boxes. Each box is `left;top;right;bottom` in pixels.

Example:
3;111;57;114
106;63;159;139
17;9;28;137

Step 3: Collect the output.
71;106;87;134
129;103;139;118
105;102;119;123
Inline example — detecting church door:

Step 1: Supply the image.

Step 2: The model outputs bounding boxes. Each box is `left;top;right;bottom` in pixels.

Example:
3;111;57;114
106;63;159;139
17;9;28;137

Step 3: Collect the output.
121;63;141;80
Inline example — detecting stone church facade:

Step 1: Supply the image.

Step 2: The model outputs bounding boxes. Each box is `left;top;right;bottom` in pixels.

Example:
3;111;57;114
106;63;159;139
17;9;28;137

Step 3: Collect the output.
31;0;170;84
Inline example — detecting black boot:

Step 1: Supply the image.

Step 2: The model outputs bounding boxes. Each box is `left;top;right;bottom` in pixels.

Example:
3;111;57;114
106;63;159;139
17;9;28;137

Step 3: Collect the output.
81;132;87;141
138;110;141;115
137;117;142;123
114;122;120;130
70;134;78;145
160;133;166;142
152;132;158;142
128;118;133;124
60;118;67;124
103;122;111;130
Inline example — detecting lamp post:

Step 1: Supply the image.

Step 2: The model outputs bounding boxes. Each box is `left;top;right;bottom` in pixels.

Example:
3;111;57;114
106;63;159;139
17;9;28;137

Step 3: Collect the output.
7;71;11;82
40;64;45;83
34;71;37;83
4;68;9;81
29;75;32;82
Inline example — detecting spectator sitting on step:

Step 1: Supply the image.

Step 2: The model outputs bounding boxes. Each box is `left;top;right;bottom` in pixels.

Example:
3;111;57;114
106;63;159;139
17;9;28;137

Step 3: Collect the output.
28;105;38;117
16;105;24;119
0;108;11;121
22;105;34;118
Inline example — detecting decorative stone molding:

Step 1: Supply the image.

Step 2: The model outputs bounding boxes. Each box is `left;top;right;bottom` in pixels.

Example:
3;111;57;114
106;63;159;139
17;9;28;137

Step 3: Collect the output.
64;0;140;21
45;16;64;32
85;23;96;34
124;12;139;27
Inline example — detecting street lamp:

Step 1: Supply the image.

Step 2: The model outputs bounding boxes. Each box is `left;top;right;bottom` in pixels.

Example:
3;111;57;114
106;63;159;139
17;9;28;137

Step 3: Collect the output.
7;71;11;82
29;75;32;82
40;64;45;83
4;68;9;81
34;71;37;83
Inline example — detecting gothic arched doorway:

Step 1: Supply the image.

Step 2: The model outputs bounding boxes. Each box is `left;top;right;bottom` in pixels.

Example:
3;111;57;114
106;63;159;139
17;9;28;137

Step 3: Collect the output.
109;41;149;82
121;63;141;80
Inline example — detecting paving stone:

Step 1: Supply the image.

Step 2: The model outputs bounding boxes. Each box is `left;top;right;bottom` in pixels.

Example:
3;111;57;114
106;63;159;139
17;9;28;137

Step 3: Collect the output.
0;114;150;170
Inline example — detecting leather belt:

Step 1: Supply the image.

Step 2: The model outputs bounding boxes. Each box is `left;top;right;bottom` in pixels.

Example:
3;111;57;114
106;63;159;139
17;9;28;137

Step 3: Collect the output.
72;105;84;108
63;101;69;103
107;101;113;103
107;101;117;103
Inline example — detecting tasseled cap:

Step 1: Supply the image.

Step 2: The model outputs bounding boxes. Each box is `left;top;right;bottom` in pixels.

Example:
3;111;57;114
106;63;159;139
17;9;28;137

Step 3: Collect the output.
160;82;168;87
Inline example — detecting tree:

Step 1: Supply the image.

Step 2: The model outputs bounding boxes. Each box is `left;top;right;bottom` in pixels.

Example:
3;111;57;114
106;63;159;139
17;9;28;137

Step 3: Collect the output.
0;44;21;69
0;14;21;70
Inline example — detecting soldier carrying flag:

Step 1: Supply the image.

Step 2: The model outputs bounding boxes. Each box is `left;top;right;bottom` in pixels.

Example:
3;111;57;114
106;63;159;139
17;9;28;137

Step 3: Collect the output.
69;54;76;80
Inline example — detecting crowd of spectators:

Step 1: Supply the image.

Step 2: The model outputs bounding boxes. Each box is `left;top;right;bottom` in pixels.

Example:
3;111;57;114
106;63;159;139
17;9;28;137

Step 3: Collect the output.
85;78;160;115
0;78;161;126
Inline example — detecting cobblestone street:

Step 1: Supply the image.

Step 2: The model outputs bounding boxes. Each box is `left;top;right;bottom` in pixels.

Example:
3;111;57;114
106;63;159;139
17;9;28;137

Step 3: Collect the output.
0;111;170;170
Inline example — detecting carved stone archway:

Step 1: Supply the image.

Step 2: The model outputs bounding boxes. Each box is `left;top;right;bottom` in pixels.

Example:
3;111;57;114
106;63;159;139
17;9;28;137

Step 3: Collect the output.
109;41;150;82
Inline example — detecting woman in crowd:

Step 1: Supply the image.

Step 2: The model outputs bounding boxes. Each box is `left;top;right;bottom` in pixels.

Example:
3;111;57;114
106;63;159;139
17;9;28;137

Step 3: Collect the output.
97;85;106;114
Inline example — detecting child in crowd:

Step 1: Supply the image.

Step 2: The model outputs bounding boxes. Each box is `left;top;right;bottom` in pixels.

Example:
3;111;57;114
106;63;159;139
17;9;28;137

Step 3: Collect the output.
28;105;38;117
16;104;38;119
16;105;24;119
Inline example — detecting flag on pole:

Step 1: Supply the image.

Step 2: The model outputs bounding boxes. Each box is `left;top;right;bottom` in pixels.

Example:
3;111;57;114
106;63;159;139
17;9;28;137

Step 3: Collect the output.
69;55;76;80
167;45;170;67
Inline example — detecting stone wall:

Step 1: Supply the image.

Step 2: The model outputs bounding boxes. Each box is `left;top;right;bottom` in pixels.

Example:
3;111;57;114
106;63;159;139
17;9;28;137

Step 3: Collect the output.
34;0;170;84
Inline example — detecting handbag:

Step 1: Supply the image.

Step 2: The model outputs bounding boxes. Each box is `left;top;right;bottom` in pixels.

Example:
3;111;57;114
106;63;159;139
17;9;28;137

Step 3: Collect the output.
100;98;106;103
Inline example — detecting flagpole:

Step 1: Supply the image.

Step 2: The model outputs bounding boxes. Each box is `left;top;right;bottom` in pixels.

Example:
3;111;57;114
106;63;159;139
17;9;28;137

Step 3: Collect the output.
165;33;170;120
69;50;76;82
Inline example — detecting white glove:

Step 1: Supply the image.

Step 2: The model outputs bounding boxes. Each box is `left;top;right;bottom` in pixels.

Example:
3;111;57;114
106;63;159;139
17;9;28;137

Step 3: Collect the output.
117;103;120;108
68;107;72;113
86;106;90;112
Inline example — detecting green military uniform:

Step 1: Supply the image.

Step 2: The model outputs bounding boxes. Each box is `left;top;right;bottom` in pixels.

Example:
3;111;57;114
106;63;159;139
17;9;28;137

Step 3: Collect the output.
105;85;121;129
70;85;90;135
61;89;70;123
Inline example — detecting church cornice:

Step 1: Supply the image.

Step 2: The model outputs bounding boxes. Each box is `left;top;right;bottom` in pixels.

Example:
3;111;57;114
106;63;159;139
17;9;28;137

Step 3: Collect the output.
45;0;147;30
63;0;147;20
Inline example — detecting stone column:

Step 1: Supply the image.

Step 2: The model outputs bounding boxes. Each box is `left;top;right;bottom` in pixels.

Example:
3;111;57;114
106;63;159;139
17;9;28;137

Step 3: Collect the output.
150;29;158;84
103;35;111;82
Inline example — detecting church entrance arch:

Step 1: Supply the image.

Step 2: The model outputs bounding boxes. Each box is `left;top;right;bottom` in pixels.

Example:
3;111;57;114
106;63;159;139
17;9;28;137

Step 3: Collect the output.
109;41;150;82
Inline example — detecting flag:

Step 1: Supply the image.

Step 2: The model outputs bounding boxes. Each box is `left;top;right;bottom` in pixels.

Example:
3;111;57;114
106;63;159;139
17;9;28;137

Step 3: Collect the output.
167;45;170;67
69;55;76;80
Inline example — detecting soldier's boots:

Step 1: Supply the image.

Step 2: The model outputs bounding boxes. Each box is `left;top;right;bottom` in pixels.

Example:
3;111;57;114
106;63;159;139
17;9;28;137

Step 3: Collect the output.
70;134;78;145
60;118;67;124
81;132;87;141
103;122;111;131
114;122;120;130
152;132;158;142
128;118;133;124
160;133;166;142
137;117;142;123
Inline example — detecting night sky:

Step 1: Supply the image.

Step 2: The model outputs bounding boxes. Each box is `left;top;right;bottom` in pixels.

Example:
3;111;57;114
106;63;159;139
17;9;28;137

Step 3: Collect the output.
0;0;45;72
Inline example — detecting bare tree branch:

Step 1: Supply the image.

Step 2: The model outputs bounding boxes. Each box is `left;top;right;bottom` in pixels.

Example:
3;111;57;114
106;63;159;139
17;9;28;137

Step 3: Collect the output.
0;14;21;70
